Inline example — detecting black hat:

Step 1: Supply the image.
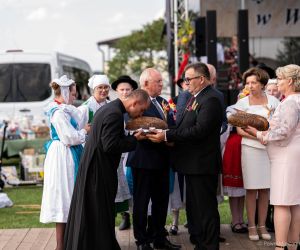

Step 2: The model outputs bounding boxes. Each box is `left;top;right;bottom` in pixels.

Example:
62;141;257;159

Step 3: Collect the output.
111;75;138;91
176;78;184;89
256;63;275;79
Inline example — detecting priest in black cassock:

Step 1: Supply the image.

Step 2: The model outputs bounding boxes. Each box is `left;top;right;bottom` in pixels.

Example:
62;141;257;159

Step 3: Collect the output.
64;89;150;250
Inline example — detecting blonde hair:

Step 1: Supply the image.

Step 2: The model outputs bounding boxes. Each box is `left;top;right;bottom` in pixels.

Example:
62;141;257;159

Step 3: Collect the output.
276;64;300;92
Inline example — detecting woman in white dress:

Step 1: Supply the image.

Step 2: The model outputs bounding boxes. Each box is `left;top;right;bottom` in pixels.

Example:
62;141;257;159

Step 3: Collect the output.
245;64;300;250
234;68;280;241
40;75;90;250
111;75;138;230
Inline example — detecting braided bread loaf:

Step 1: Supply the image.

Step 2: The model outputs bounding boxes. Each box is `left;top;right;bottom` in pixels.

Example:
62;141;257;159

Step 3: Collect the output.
126;116;168;130
228;110;269;131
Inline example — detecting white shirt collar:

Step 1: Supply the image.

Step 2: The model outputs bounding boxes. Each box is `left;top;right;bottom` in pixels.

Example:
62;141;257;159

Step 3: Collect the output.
194;85;209;97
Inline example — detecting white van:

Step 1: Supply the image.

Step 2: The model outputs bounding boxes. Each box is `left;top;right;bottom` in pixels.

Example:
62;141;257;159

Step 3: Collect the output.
0;50;92;122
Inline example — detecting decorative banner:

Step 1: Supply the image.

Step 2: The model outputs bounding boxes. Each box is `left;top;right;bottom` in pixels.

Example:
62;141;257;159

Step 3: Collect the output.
200;0;300;37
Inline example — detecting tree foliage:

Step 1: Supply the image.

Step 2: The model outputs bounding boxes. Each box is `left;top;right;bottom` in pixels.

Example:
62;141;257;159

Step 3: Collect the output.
277;37;300;66
107;19;167;82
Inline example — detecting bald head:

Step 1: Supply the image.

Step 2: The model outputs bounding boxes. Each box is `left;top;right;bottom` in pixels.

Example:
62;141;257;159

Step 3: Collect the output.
206;64;217;86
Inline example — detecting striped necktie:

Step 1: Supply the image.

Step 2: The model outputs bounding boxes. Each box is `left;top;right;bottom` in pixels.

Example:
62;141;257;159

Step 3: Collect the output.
185;96;196;111
152;98;165;119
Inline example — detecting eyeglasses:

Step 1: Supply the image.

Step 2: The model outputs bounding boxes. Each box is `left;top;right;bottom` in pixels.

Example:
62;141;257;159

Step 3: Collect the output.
95;85;110;91
183;75;203;84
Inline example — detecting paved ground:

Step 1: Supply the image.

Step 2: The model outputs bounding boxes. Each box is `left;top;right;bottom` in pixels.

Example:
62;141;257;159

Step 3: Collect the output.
0;225;276;249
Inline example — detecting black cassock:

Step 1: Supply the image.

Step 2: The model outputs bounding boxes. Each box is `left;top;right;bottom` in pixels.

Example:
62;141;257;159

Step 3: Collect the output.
64;99;137;250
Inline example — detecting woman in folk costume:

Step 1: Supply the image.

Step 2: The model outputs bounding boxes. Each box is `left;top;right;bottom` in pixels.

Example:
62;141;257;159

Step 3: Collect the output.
78;74;110;126
111;75;138;231
40;75;90;250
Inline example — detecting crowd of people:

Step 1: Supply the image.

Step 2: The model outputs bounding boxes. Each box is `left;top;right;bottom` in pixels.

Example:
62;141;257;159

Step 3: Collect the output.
39;61;300;250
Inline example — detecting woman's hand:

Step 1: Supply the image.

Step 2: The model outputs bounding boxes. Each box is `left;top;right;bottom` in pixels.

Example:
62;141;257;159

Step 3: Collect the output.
244;126;268;145
243;126;258;137
84;124;91;134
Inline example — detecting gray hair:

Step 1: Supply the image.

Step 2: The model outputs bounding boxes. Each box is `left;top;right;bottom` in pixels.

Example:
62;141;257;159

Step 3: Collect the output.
139;68;159;88
184;62;210;80
266;78;277;86
276;64;300;92
206;64;216;83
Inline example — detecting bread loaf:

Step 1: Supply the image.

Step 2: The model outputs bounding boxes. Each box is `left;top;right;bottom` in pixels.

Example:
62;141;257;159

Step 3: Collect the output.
228;110;269;131
126;116;168;130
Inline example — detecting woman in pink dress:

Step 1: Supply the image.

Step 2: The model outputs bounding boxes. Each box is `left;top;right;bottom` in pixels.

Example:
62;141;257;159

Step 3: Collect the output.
245;64;300;250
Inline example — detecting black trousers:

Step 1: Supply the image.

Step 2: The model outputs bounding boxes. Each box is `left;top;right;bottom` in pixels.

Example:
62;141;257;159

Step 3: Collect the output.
185;174;220;250
132;167;169;245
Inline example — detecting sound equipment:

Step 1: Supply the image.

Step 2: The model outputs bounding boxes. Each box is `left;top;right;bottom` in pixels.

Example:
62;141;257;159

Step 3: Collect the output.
238;9;249;74
206;10;217;68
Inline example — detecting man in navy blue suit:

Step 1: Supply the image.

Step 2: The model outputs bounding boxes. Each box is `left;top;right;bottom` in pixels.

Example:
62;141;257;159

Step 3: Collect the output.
128;68;180;250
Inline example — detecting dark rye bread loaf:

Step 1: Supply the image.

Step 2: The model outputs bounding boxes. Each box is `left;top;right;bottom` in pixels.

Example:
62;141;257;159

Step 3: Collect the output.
126;116;168;130
228;110;269;131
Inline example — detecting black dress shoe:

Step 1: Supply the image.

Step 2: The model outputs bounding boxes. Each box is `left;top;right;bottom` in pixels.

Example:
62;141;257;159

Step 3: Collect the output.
153;239;181;249
119;212;131;230
137;243;153;250
169;225;178;235
189;235;196;245
219;236;226;242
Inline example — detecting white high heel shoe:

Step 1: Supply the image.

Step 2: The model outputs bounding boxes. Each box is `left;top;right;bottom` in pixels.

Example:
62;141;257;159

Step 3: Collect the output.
257;225;271;240
248;226;259;241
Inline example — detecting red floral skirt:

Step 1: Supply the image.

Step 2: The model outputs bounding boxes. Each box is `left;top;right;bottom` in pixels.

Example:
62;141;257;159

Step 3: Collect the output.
222;133;244;188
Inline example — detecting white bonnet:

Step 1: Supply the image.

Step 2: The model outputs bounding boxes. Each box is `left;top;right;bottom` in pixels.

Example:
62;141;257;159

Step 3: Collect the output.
88;74;110;89
266;78;277;86
53;75;75;87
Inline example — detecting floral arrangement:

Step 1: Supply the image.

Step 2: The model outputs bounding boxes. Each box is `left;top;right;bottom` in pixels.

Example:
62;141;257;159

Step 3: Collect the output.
186;100;199;112
162;100;171;119
238;86;250;100
177;18;194;53
168;98;177;120
168;99;177;113
263;105;275;119
176;18;194;81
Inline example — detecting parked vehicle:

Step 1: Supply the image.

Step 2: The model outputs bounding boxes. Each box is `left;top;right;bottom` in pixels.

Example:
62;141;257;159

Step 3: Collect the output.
0;50;92;122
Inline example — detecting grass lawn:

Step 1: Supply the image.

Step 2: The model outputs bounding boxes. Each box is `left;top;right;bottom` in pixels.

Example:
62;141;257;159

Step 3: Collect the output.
0;186;232;229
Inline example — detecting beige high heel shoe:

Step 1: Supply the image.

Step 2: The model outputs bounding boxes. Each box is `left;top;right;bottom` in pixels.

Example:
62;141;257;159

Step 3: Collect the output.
248;226;259;241
257;225;271;240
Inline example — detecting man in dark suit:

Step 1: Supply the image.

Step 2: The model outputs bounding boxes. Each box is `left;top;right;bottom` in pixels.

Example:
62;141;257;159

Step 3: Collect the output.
148;62;223;250
64;89;150;250
128;68;180;250
207;63;227;135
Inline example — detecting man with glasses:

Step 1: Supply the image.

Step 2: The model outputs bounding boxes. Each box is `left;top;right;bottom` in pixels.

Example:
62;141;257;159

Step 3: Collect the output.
128;68;180;250
148;62;223;250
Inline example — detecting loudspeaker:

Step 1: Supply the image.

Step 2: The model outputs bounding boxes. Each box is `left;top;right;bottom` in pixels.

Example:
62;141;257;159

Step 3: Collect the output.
195;17;206;57
238;9;249;74
206;10;217;69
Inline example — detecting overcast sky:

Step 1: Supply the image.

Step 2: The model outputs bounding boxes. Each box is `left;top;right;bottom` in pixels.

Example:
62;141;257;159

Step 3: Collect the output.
0;0;200;72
